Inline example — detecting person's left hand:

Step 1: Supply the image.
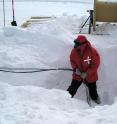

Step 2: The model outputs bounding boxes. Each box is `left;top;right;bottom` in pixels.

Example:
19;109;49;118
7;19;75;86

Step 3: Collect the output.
81;72;87;79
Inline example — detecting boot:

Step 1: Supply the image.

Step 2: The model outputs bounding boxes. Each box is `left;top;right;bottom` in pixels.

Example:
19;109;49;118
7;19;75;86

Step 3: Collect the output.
93;97;101;104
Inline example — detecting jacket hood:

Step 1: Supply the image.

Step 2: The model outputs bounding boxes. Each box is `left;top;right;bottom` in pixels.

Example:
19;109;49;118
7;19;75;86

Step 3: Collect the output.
76;35;86;43
74;35;91;47
74;35;92;54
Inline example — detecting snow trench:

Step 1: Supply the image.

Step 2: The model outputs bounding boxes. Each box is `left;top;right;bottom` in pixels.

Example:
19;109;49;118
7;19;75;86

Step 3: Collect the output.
0;17;117;107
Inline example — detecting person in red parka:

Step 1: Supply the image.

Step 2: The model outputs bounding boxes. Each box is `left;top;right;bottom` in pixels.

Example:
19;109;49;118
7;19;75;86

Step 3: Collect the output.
67;35;101;104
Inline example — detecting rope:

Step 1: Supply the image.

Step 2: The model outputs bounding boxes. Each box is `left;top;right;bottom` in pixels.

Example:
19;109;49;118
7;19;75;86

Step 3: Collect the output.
0;67;72;73
84;83;92;107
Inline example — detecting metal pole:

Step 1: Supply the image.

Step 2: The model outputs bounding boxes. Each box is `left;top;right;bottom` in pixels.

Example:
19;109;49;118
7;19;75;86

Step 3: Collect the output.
2;0;6;26
88;10;93;34
79;16;90;34
11;0;17;26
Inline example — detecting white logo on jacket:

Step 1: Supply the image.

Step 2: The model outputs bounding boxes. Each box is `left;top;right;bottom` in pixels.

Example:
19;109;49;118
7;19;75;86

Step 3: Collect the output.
84;56;91;64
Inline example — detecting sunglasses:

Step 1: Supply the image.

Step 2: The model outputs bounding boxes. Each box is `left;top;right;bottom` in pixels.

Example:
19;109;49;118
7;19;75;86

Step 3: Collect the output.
74;40;86;46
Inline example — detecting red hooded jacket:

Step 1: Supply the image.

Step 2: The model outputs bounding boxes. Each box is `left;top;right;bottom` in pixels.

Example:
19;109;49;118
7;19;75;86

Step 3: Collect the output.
70;35;100;83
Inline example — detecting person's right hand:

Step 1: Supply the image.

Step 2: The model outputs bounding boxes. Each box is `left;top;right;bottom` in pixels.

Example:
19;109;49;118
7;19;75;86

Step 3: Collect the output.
75;68;81;75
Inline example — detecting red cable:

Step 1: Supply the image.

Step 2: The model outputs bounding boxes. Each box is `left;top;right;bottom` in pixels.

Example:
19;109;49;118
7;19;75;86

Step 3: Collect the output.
12;0;15;21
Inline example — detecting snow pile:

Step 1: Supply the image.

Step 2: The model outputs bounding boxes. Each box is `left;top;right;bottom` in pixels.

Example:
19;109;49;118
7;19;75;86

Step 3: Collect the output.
0;82;117;124
0;19;73;68
0;82;89;124
0;16;117;106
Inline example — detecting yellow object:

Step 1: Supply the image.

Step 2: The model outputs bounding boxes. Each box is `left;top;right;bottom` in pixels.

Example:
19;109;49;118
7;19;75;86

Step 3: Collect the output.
21;16;55;28
93;0;117;30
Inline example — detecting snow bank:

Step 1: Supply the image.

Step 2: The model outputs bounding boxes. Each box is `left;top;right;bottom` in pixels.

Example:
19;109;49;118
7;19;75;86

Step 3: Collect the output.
0;16;117;106
0;16;117;107
0;82;89;124
0;82;117;124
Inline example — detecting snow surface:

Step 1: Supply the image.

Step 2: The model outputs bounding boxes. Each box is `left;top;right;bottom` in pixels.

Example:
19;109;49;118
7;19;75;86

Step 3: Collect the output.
0;1;92;27
0;0;93;2
0;1;117;124
98;0;117;2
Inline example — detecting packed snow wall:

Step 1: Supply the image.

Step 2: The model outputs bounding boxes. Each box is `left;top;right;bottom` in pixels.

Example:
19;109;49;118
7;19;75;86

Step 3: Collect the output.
0;18;117;105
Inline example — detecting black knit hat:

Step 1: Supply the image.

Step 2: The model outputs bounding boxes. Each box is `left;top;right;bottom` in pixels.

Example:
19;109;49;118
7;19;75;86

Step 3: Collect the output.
74;39;86;46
